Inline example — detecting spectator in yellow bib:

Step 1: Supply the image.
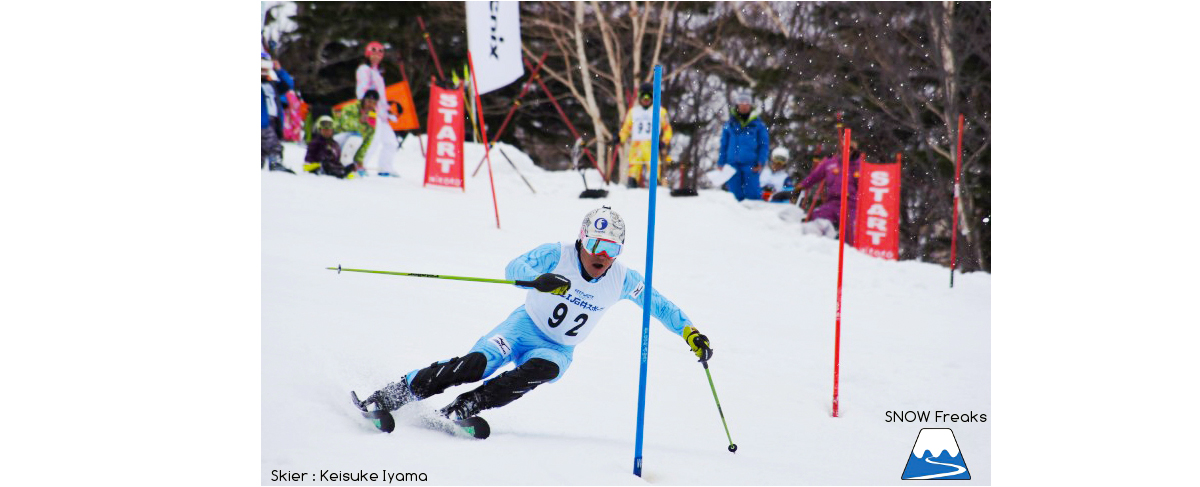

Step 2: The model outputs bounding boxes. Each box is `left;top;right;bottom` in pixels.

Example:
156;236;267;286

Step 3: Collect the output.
619;83;673;188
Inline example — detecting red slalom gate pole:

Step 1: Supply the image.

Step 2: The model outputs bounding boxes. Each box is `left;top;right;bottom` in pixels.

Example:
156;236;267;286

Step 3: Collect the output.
950;114;963;288
471;52;549;178
488;53;548;143
522;56;606;178
832;128;850;418
467;52;501;229
417;16;447;83
606;142;620;183
804;185;824;221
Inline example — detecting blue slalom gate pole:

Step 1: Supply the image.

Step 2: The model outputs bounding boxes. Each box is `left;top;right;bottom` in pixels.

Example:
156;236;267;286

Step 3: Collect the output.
633;65;664;477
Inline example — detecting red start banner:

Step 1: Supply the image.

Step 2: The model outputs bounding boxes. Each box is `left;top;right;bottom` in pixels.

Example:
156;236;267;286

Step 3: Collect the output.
423;84;466;189
854;161;902;260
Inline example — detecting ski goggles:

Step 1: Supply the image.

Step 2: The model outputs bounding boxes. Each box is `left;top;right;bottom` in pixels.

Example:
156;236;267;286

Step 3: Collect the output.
582;237;622;258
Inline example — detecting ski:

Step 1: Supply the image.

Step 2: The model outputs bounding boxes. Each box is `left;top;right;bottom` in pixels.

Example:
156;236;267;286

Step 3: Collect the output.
351;391;490;439
416;413;491;440
352;391;398;432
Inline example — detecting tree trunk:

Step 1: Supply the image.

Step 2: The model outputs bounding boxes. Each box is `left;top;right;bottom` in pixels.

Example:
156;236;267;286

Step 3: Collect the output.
591;1;626;179
631;1;646;85
648;2;672;75
932;1;979;272
574;2;609;178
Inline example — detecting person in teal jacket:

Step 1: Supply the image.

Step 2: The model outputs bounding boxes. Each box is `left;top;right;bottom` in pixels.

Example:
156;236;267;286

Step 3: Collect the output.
357;207;714;422
716;92;770;201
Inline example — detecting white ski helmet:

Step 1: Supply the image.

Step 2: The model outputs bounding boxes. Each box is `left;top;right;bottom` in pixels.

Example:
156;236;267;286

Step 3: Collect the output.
771;147;790;162
579;206;625;245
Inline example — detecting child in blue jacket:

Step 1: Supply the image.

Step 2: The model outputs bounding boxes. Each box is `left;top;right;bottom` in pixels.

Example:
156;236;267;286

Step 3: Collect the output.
261;52;295;173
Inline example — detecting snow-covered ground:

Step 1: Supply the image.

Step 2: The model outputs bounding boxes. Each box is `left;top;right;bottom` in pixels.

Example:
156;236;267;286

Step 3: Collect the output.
262;138;990;485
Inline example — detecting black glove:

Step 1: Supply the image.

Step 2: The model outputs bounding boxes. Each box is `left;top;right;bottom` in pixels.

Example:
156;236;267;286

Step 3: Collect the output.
683;325;713;362
529;273;571;296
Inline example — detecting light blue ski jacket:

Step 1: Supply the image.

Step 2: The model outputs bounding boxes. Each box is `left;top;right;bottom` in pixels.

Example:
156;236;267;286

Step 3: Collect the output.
505;242;693;337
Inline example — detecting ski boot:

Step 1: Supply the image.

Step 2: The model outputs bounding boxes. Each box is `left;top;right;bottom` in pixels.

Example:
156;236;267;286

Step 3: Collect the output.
440;391;482;421
360;377;418;412
438;358;559;420
436;393;491;439
266;154;294;174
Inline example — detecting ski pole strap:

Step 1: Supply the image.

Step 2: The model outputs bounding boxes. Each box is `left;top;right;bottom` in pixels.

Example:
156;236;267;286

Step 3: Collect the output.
327;266;527;287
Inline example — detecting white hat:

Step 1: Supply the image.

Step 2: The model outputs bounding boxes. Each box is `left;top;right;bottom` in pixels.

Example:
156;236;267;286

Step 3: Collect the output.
579;206;625;245
771;147;790;161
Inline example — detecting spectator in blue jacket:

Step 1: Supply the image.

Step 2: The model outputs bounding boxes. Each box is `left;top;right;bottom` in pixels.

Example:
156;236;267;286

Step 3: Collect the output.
716;92;770;201
261;52;295;173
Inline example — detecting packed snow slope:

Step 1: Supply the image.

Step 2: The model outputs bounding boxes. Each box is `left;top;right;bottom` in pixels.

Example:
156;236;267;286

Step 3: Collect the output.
262;137;991;485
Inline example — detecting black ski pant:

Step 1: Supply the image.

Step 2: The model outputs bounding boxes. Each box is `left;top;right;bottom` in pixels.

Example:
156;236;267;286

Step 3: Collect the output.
408;352;559;414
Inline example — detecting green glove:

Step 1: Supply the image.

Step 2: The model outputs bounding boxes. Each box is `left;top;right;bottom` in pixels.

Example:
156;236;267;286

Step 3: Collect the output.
683;325;713;362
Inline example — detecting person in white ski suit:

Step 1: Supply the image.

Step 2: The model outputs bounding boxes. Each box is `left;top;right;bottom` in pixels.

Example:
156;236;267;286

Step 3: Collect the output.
356;41;398;177
361;206;714;420
759;147;795;202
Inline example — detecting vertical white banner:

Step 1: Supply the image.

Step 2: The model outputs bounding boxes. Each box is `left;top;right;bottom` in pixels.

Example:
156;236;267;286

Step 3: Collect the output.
466;1;524;94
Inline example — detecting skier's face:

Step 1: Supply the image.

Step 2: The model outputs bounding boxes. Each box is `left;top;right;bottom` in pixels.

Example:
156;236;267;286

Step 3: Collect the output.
362;98;378;112
579;245;616;278
640;95;652;108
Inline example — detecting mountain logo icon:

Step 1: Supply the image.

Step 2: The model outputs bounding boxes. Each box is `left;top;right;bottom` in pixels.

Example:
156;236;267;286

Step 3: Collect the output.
901;428;971;480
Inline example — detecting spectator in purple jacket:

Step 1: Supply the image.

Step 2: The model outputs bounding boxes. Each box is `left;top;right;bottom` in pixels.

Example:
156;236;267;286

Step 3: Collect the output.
796;142;863;244
303;116;357;179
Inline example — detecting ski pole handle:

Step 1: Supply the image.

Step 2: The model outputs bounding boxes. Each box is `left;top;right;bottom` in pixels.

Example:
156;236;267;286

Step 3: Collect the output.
327;265;532;287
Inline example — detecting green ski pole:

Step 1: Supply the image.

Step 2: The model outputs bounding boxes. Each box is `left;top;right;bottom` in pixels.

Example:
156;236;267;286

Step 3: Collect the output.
326;265;536;287
702;360;738;453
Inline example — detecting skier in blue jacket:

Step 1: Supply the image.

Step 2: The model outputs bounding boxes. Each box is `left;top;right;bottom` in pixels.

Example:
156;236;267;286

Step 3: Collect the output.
360;206;714;421
716;92;770;201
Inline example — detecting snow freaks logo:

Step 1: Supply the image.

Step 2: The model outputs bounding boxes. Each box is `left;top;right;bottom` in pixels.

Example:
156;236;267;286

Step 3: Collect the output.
594;218;608;230
901;428;971;480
